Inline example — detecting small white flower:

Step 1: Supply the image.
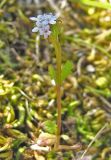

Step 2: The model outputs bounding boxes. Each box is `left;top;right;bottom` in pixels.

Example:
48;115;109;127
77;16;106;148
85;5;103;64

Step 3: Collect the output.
32;27;39;32
30;17;38;21
30;13;58;38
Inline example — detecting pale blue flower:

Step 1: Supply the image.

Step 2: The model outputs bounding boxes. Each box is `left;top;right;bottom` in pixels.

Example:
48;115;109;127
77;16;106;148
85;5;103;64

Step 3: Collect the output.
30;17;38;21
30;13;57;38
32;27;39;32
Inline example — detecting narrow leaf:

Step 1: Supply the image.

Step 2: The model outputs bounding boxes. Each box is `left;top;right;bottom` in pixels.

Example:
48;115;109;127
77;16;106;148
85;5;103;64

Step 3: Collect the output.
69;0;111;10
48;65;56;81
61;61;73;82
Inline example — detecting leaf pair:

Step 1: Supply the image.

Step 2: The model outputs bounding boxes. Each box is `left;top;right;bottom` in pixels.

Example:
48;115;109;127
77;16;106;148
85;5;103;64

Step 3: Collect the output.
49;60;73;83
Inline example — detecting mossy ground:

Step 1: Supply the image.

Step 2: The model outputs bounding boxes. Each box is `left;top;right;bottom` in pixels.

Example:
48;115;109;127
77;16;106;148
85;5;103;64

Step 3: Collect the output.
0;0;111;159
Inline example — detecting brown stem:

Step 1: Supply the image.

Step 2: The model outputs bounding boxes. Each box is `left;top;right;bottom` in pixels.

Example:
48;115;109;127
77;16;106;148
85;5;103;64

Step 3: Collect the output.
58;144;82;151
51;37;62;149
55;84;61;149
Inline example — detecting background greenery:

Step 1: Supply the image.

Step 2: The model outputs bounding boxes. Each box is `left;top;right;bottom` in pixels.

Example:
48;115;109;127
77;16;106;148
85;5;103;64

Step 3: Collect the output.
0;0;111;159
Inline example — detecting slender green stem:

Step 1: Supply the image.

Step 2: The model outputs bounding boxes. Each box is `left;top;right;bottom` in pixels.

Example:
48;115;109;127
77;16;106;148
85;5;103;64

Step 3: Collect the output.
51;36;62;149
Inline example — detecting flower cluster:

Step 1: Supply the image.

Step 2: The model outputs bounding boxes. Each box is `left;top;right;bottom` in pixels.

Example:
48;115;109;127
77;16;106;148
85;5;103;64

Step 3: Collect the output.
30;13;57;39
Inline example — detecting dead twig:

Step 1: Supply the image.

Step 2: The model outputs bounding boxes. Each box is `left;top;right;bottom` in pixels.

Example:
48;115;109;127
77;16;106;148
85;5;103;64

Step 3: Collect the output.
80;123;108;160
